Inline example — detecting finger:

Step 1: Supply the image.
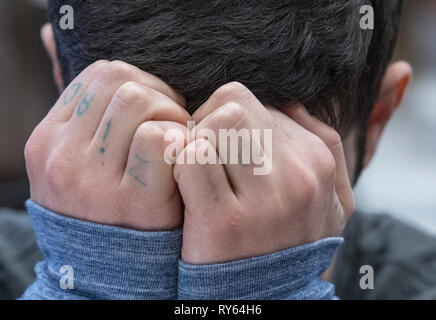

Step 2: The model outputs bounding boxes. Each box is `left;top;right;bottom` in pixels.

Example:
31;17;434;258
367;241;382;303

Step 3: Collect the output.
121;121;187;194
46;60;109;122
192;82;269;124
119;121;187;230
174;139;237;212
87;82;190;172
284;105;355;220
66;61;186;142
192;102;273;197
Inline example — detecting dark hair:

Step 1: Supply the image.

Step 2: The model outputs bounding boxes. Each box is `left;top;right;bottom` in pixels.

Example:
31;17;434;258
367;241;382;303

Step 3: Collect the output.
48;0;403;179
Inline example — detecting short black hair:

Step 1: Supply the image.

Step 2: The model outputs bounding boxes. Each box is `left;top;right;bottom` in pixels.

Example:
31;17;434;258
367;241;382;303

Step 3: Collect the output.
48;0;403;178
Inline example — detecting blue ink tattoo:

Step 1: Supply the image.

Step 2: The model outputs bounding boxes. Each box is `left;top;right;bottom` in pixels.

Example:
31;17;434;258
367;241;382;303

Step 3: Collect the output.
99;120;112;154
135;154;150;165
128;154;150;187
63;82;83;105
103;120;112;142
77;92;96;116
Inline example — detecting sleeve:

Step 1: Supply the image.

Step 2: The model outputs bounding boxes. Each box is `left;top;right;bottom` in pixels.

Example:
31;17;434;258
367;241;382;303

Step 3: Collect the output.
21;200;182;300
178;238;343;300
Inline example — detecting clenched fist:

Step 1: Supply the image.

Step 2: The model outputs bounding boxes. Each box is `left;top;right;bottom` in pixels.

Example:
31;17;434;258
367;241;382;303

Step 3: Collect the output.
175;82;354;264
25;60;190;230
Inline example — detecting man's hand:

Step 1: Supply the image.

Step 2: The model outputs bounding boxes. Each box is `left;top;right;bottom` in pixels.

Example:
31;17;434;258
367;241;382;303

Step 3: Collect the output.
25;60;190;230
174;82;354;264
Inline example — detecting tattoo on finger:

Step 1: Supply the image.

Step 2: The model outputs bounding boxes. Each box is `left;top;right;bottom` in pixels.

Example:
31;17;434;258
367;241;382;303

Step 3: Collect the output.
77;92;96;116
128;154;150;187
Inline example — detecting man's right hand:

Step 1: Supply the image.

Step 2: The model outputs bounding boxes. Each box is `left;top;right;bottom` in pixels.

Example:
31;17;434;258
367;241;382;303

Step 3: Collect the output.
25;60;190;231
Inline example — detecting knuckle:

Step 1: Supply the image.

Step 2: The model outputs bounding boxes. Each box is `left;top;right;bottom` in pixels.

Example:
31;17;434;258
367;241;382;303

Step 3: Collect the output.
113;82;152;110
295;164;319;204
323;127;342;148
24;135;39;166
78;60;109;80
135;122;165;146
100;60;137;83
45;148;73;194
213;82;251;103
310;137;336;180
87;59;109;73
24;125;46;167
209;102;246;130
94;59;109;66
319;146;337;178
218;102;245;122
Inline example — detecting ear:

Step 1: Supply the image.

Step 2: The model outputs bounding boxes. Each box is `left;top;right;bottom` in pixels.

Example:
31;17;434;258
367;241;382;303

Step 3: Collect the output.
41;23;64;92
363;61;412;167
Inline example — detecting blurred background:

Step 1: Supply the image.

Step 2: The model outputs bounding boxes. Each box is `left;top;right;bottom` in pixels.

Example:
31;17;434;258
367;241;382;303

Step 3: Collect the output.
354;0;436;234
0;0;435;228
0;0;57;209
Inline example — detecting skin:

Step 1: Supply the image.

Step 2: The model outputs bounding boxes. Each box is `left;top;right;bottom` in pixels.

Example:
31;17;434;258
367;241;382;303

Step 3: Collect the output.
34;24;412;265
175;84;354;263
26;58;190;230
